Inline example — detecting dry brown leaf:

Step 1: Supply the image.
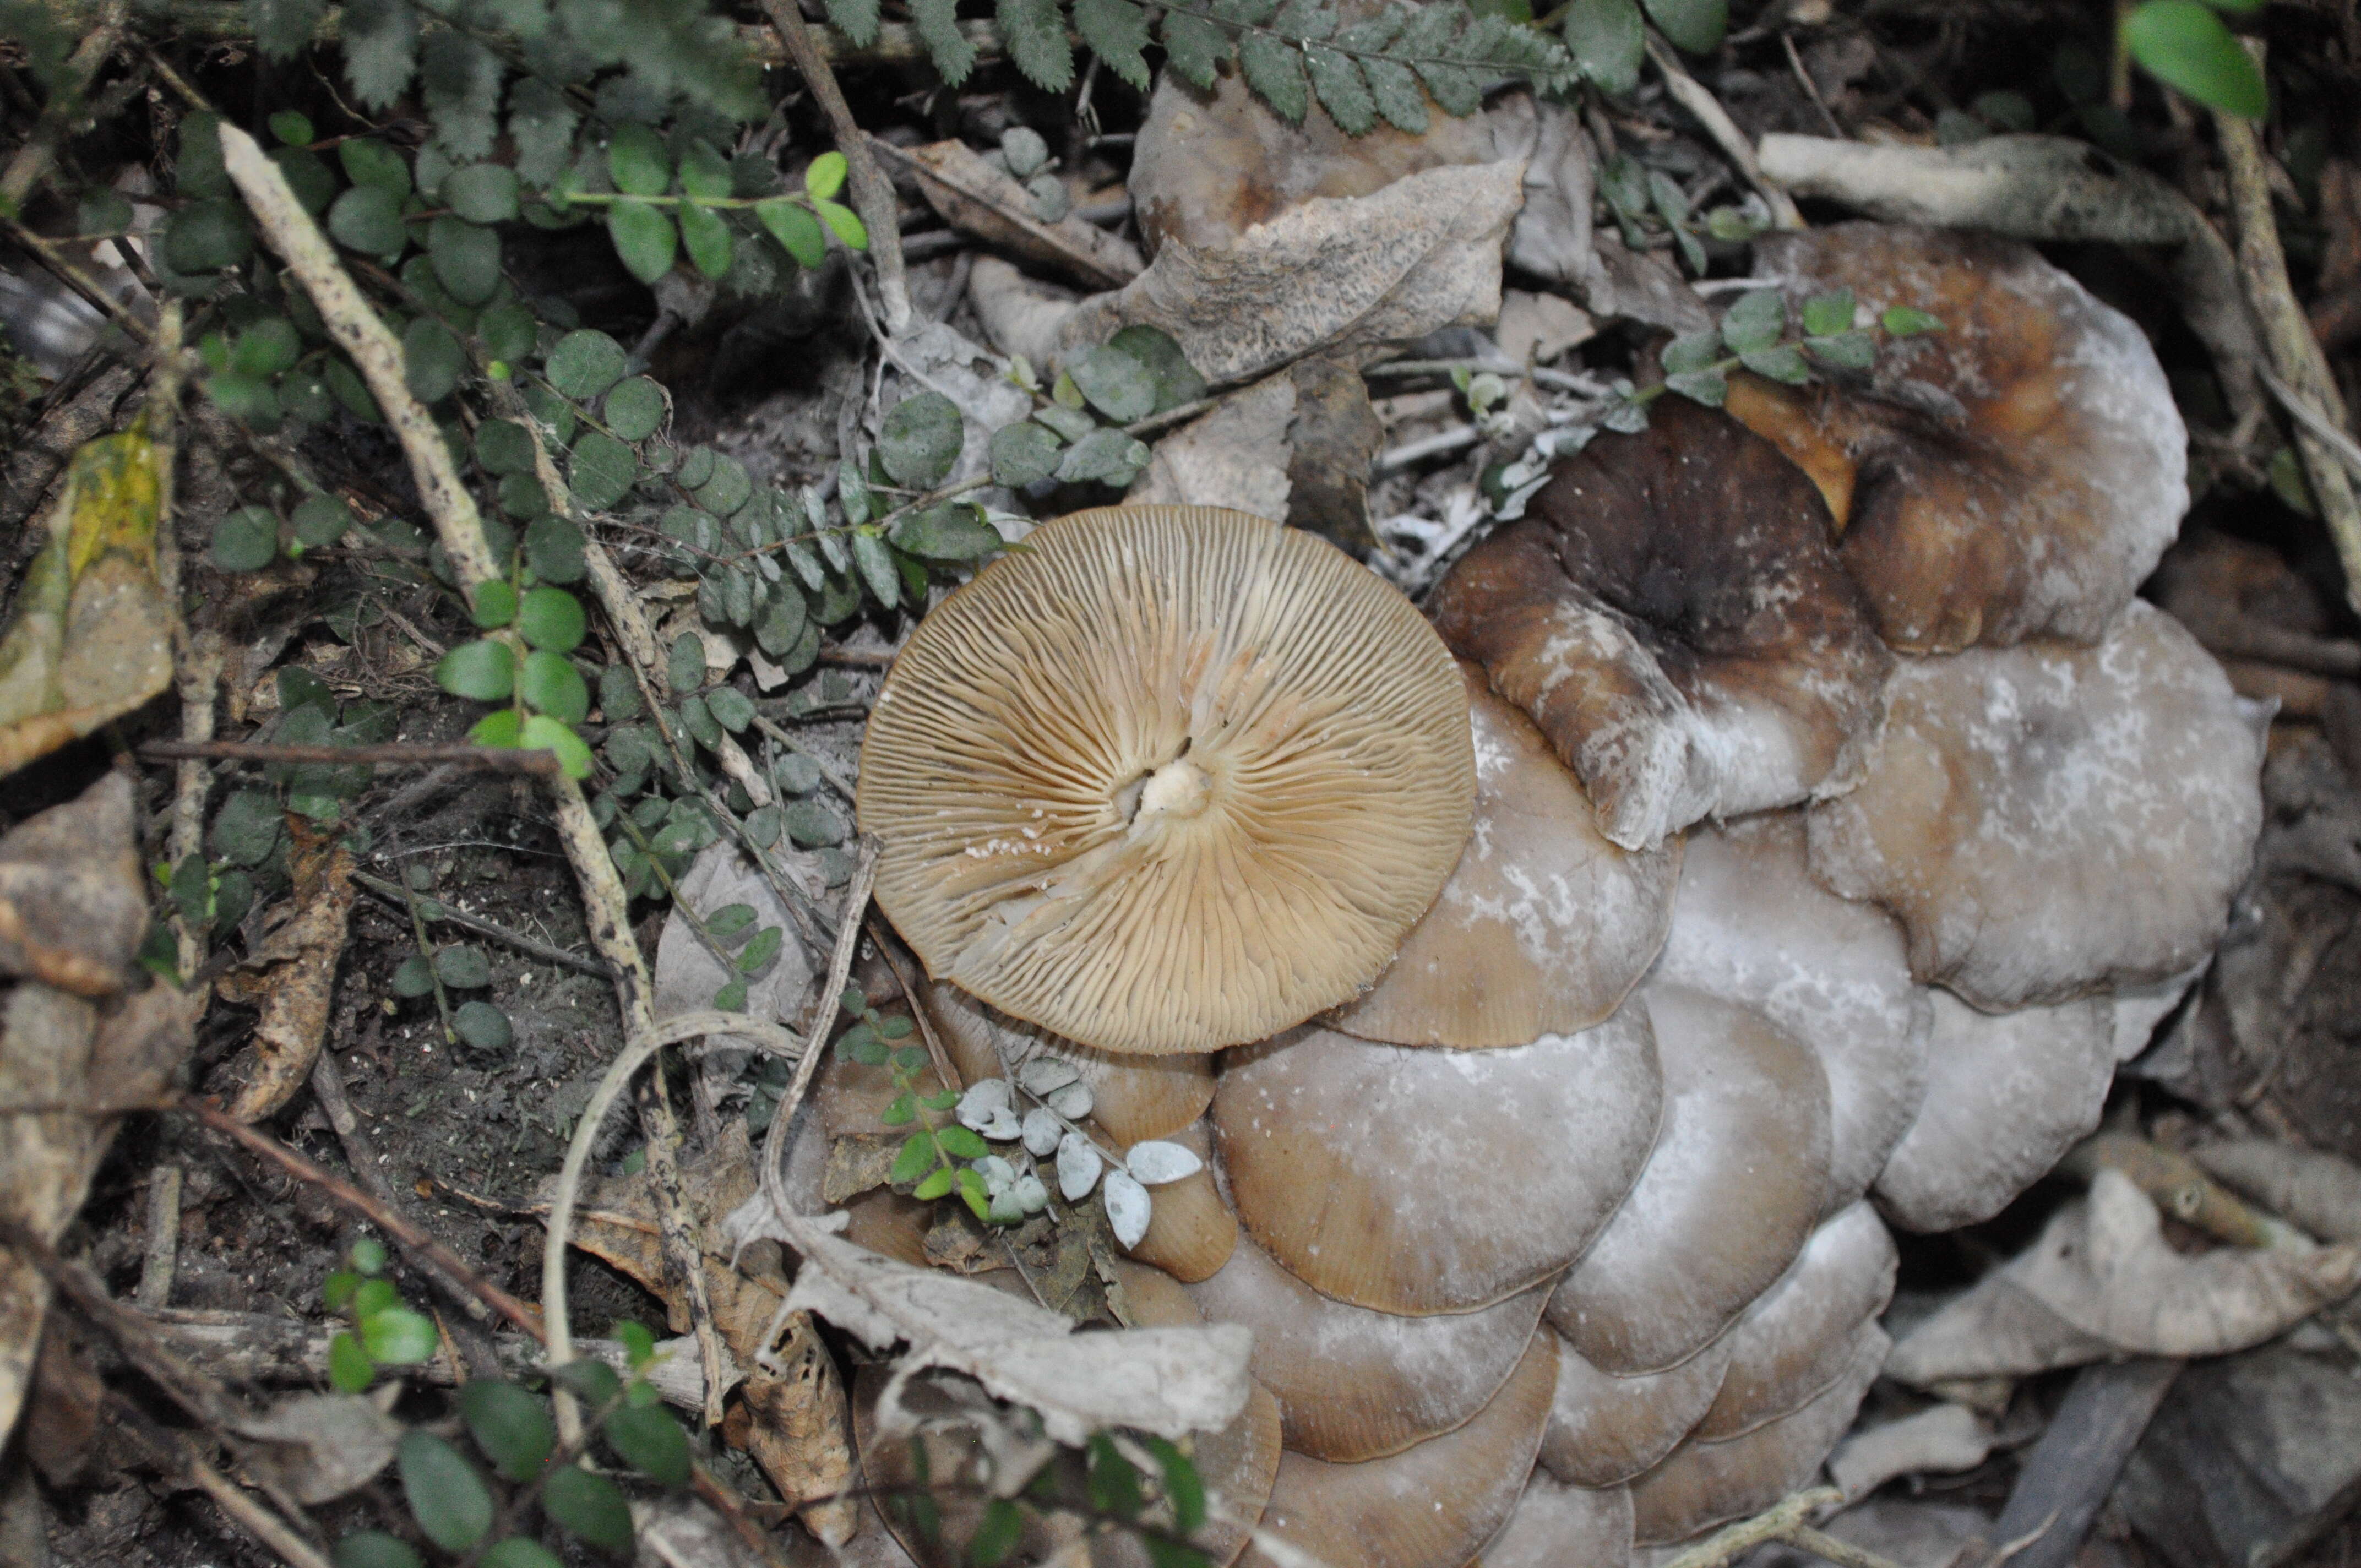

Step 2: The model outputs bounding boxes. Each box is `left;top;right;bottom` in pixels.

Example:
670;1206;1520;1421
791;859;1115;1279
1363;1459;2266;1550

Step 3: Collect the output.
873;138;1143;291
0;769;146;997
1887;1170;2361;1385
1126;377;1295;520
723;1310;857;1547
216;822;356;1121
236;1391;402;1504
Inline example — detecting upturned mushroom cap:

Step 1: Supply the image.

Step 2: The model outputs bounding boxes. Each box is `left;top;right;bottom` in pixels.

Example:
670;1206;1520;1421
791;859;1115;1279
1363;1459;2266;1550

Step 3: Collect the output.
1693;1201;1897;1442
1804;601;2264;1012
1727;223;2189;652
1628;1322;1889;1545
1186;1231;1552;1462
1428;396;1893;851
1654;813;1932;1212
1478;1472;1636;1568
1238;1330;1558;1568
1327;664;1679;1048
859;504;1474;1054
1126;1120;1238;1282
1547;984;1832;1374
1214;1015;1661;1315
916;974;1217;1144
1873;989;2115;1233
1539;1329;1734;1489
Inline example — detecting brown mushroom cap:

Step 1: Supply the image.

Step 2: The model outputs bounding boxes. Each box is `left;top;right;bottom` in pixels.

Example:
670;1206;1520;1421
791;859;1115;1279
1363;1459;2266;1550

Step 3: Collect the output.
1804;601;2264;1012
1539;1329;1734;1489
1327;663;1680;1048
1214;1014;1661;1315
1428;396;1892;851
1727;223;2189;653
1692;1201;1897;1442
1873;989;2115;1233
1654;813;1932;1212
1478;1472;1636;1568
1239;1330;1557;1568
858;504;1474;1054
1548;984;1832;1375
1628;1321;1889;1545
916;974;1216;1143
1126;1120;1239;1282
1187;1231;1552;1462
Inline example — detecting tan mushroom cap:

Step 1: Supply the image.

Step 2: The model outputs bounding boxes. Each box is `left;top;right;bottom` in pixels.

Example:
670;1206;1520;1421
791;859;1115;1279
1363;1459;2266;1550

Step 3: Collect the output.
1214;1014;1661;1315
1805;601;2265;1012
1693;1201;1897;1442
916;974;1216;1144
1328;663;1680;1048
1874;989;2115;1233
1548;984;1831;1375
1628;1322;1889;1545
1238;1330;1557;1568
859;504;1474;1054
1727;223;2189;653
1126;1120;1238;1282
1429;396;1893;851
1187;1231;1552;1462
1654;813;1932;1213
1478;1472;1636;1568
1539;1329;1734;1489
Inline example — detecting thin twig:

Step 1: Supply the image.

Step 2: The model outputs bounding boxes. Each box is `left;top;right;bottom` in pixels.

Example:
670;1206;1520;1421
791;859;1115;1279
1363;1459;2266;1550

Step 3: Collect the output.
1645;33;1806;229
1375;424;1482;475
350;869;613;978
0;0;127;209
758;843;879;1226
139;738;563;776
136;1164;182;1310
1660;1488;1853;1568
1782;30;1846;138
103;1399;337;1568
2214;55;2361;618
1;217;153;340
758;0;911;335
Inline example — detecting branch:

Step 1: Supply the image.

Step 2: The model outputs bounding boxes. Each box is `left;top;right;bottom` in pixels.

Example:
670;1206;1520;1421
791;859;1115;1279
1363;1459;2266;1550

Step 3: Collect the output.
139;738;562;776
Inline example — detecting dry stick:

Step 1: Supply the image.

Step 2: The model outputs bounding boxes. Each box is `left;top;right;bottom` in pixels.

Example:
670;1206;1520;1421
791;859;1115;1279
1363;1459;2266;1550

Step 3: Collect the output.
140;738;564;776
135;1164;182;1310
172;1436;337;1568
758;844;878;1233
1645;34;1806;230
169;635;225;977
217;124;738;1436
349;869;613;978
1656;1488;1905;1568
2;217;152;341
2214;62;2361;618
0;0;127;209
758;0;912;335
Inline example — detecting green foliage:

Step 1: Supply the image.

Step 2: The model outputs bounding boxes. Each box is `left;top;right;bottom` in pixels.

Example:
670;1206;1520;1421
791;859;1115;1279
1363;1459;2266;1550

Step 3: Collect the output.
2121;0;2266;118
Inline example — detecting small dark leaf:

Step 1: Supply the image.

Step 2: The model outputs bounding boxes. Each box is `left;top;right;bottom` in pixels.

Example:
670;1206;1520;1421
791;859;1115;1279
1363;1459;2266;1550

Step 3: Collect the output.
1718;289;1786;355
543;1463;634;1552
912;0;980;84
607;123;672;196
1800;288;1855;339
1068;345;1157;422
991;422;1063;487
1663;368;1729;406
342;0;420;110
292;492;353;549
391;955;436;998
549;1358;622;1407
471;580;518;630
481;1542;564;1568
603;377;666;442
526;518;587;584
403;317;465;404
608;203;678;284
893;504;1004;559
1738;344;1810;384
328;184;407;258
568;431;638;510
679;202;733;280
1109;324;1206;412
428;216;502;305
1087;1433;1144;1520
547;330;628;400
167;202;255;272
1240;32;1310;123
879;391;965;488
603;1404;690;1487
705;685;755;732
1642;0;1725;53
213;507;280;572
667;633;705;694
444;163;520;224
1566;0;1642;92
850;531;900;608
459;1380;554;1482
398;1431;494;1551
1307;46;1375;134
1074;0;1154;90
435;945;492;988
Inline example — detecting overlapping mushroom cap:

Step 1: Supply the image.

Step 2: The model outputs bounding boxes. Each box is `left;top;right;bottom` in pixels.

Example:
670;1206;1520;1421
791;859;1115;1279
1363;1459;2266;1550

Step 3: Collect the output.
1727;223;2189;652
1429;396;1893;850
1804;600;2265;1012
858;504;1474;1054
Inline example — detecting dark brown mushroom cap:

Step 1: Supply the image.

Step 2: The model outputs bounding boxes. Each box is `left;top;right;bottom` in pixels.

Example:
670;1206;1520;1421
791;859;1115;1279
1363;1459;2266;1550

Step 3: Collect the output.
1186;1231;1552;1462
1479;1473;1636;1568
1238;1330;1558;1568
1693;1201;1897;1442
1539;1329;1734;1489
1654;813;1932;1212
1328;663;1680;1047
1804;601;2265;1012
1628;1321;1889;1545
1428;396;1893;851
916;973;1217;1145
1873;989;2115;1233
1214;1015;1661;1315
858;504;1474;1054
1548;984;1832;1375
1727;223;2188;653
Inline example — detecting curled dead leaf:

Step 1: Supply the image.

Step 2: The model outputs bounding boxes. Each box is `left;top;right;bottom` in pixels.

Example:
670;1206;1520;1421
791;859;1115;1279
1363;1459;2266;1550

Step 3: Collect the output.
0;771;146;997
874;137;1143;291
216;821;356;1122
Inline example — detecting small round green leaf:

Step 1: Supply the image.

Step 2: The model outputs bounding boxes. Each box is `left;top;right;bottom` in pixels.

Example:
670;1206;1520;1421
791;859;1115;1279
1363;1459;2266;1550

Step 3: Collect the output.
705;685;755;732
212;506;279;572
475;418;536;475
1068;344;1157;422
804;149;850;200
516;585;587;652
543;1463;634;1552
333;1531;424;1568
391;954;436;997
398;1431;494;1552
991;420;1063;489
459;1379;555;1482
607;123;672;195
878;391;964;489
1566;0;1643;93
436;640;515;701
482;1542;564;1568
1880;305;1946;337
546;329;628;400
362;1305;439;1365
599;663;644;720
608;203;678;284
603;377;666;442
478;301;537;364
291;492;353;549
568;429;638;510
2122;0;2266;118
453;999;513;1049
472;708;524;748
603;1404;690;1487
340;138;412;198
435;944;492;988
471;579;518;629
328;184;407;257
525;516;587;584
443;163;521;224
403;317;465;404
550;1357;623;1407
210;790;283;867
1642;0;1726;53
1718;290;1786;355
520;649;590;724
231;317;301;378
520;714;594;780
667;633;706;693
269;110;315;146
679;200;733;280
328;1330;374;1393
756;198;826;269
753;582;808;657
428;216;503;305
813;197;867;249
165;201;254;272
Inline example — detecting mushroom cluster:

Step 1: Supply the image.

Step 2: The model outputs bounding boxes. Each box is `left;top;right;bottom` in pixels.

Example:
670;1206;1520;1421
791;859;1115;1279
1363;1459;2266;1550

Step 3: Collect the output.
839;223;2265;1567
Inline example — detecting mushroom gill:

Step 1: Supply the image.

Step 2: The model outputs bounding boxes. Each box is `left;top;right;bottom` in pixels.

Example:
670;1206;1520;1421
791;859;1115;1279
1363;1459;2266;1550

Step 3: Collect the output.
1429;395;1892;850
1328;662;1679;1048
858;504;1473;1054
1214;1014;1661;1314
1728;222;2189;652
